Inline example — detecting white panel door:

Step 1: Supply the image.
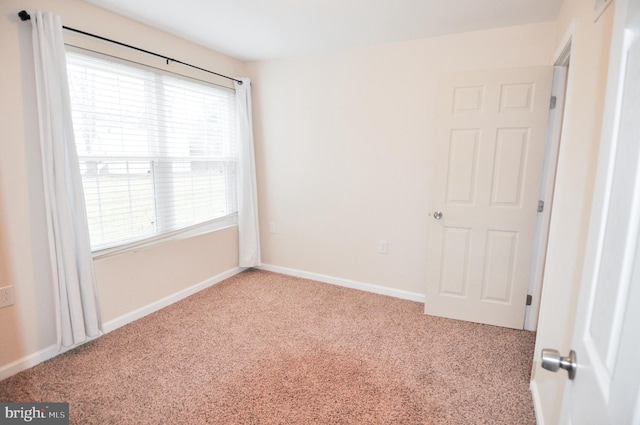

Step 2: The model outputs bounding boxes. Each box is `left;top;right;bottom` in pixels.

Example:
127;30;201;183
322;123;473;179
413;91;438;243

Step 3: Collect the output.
557;0;640;421
425;67;553;329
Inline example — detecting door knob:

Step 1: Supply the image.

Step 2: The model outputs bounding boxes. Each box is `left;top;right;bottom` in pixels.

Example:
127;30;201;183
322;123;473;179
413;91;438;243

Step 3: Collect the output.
433;211;443;220
541;348;577;380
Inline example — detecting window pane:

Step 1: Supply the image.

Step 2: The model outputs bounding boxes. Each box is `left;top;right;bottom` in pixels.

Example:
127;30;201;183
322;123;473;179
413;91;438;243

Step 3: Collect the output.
67;50;237;250
80;160;156;247
161;160;237;227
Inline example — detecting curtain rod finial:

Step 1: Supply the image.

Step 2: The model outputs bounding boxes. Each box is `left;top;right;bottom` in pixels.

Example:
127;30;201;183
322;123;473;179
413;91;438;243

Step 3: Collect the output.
18;10;31;21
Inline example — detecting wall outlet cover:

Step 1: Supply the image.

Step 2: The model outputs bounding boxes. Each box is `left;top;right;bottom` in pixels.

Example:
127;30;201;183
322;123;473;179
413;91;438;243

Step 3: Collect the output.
0;286;14;308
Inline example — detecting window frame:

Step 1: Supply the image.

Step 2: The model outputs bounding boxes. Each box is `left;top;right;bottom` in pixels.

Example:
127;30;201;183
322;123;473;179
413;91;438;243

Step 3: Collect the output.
65;45;239;258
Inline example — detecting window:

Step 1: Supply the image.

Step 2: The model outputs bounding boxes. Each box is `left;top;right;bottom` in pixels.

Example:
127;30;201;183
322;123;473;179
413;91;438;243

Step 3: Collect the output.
66;50;238;251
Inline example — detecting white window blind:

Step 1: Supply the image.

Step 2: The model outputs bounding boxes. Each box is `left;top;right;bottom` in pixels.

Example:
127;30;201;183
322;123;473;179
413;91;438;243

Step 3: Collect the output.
66;50;238;251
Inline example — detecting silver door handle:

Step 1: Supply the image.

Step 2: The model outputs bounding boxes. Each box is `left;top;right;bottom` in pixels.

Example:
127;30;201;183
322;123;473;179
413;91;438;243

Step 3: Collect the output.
433;211;443;220
541;348;577;380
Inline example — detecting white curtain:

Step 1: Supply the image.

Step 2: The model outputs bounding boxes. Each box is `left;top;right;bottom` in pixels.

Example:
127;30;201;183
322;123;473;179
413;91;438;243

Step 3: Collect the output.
30;11;102;349
235;78;261;267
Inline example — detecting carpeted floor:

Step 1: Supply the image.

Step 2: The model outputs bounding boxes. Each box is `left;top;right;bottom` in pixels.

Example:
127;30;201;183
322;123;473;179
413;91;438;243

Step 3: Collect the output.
0;269;537;424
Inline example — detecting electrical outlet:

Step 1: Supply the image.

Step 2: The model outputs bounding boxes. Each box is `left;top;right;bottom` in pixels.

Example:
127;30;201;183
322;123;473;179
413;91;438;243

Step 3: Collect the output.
269;222;277;234
378;240;388;254
0;286;14;308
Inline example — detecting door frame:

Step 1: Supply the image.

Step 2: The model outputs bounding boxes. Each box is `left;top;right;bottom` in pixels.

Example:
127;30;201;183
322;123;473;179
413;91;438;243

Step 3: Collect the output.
524;40;572;331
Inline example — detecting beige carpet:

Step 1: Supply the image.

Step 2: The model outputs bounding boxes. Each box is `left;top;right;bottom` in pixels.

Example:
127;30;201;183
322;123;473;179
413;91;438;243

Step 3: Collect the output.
0;269;536;424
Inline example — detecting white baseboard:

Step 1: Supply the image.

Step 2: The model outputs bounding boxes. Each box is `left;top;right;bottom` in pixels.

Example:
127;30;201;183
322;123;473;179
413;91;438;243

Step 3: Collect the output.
257;264;425;303
0;266;242;381
0;345;69;382
530;380;544;425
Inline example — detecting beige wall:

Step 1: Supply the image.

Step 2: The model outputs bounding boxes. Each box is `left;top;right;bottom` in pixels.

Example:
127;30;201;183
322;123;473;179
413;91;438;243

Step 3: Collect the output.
531;0;614;423
0;0;241;373
247;22;557;295
95;228;238;323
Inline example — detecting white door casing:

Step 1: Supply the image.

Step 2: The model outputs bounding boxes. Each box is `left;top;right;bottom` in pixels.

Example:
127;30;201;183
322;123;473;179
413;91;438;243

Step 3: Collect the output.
426;67;553;329
559;0;640;422
525;65;568;332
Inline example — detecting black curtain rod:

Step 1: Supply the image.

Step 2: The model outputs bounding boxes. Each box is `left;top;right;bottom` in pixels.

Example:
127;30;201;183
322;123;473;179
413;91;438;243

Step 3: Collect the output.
18;10;243;85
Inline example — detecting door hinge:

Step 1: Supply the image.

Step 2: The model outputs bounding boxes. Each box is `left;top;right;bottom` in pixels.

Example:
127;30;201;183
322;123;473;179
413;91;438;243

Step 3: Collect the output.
526;294;533;306
550;96;557;110
538;200;544;213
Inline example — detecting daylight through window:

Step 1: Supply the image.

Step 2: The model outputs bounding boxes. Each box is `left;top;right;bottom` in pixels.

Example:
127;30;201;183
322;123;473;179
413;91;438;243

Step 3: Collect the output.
66;50;238;251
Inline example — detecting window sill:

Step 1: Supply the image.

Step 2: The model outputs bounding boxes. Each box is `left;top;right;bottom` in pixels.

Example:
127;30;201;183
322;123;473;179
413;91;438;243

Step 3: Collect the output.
91;214;238;260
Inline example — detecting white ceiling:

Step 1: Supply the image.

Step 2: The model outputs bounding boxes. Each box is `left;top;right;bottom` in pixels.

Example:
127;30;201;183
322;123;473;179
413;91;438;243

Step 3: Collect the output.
85;0;564;62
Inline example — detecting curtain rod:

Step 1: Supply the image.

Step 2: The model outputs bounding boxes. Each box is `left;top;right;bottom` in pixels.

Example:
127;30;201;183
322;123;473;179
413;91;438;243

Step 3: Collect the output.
18;10;243;85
